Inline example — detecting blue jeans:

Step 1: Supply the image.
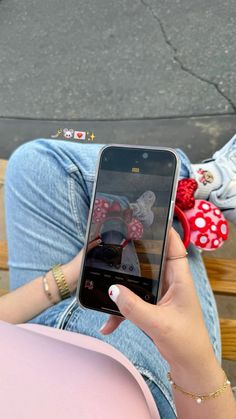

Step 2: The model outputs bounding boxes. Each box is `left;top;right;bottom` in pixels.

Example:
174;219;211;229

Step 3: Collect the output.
4;139;221;419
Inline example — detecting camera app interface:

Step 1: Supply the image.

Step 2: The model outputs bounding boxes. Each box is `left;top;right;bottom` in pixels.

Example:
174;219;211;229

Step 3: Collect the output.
80;147;177;312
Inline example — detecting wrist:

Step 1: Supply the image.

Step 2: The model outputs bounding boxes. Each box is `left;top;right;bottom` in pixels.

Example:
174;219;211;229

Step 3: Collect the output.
46;271;61;304
167;323;218;374
169;351;224;394
61;263;79;294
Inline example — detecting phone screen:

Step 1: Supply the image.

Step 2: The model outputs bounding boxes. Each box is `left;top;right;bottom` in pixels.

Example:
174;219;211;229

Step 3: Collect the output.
78;146;178;314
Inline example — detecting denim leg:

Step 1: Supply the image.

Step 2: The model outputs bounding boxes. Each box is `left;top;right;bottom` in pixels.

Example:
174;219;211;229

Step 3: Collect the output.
143;377;177;419
187;241;222;362
4;139;104;325
4;139;221;416
4;141;191;288
176;148;194;179
5;139;104;283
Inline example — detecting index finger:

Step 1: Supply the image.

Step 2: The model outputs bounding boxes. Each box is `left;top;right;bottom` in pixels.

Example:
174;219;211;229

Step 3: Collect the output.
99;314;125;335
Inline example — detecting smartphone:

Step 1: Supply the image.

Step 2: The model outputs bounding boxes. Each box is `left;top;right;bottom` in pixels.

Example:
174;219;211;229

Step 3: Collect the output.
76;144;180;316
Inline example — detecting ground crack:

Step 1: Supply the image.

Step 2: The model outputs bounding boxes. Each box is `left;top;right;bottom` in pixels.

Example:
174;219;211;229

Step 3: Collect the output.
140;0;236;113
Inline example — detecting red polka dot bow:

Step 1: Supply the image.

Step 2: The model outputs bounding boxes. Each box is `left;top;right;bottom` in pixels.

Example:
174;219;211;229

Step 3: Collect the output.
175;179;229;250
92;198;144;244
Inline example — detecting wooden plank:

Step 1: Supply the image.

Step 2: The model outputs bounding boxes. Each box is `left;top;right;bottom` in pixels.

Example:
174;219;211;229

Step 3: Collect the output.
0;160;8;247
204;258;236;296
1;162;9;276
0;159;8;183
220;319;236;361
209;280;236;296
0;289;8;297
0;240;8;270
139;264;160;279
134;240;162;254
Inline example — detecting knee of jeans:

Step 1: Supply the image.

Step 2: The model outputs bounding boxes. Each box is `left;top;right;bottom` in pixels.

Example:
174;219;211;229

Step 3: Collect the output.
5;138;63;193
6;138;48;180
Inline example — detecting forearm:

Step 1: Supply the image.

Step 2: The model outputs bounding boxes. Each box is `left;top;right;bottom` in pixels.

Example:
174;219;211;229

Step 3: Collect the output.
0;271;59;323
170;354;236;419
0;263;78;324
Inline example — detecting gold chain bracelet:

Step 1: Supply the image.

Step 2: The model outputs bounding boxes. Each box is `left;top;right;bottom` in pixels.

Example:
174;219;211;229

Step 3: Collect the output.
42;273;57;305
167;371;231;404
51;264;71;300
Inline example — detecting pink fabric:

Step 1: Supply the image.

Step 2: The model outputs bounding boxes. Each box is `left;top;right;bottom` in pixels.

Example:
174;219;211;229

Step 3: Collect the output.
0;321;160;419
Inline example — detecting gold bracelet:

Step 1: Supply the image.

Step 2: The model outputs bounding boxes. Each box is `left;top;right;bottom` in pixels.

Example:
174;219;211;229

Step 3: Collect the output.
167;371;231;404
42;273;57;305
51;264;71;300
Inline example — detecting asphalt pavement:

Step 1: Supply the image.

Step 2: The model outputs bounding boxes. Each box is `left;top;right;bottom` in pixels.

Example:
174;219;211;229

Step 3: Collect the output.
0;0;236;120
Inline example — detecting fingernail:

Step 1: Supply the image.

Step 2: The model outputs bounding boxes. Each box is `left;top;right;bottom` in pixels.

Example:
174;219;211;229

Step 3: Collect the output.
99;321;108;333
108;285;120;303
97;238;102;244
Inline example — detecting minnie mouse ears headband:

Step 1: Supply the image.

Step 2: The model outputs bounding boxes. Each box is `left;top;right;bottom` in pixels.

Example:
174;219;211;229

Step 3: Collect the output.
93;198;144;241
92;180;229;252
175;179;229;250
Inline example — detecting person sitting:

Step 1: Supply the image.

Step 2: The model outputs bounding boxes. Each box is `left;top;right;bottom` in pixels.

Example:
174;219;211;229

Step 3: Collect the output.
2;135;236;418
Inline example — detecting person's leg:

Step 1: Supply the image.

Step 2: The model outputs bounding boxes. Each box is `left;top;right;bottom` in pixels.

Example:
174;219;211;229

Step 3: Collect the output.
173;147;222;361
176;148;193;179
4;139;104;325
4;141;190;291
4;139;221;417
190;134;236;225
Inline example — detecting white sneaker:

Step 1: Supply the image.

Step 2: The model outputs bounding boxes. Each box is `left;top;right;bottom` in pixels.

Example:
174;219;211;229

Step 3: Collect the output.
130;191;156;228
191;134;236;226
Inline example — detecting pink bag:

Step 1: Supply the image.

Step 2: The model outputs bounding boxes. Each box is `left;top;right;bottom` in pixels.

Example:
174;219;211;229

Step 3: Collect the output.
0;321;160;419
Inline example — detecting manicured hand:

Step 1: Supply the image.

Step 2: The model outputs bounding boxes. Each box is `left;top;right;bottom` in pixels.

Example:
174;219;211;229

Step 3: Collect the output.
100;228;216;370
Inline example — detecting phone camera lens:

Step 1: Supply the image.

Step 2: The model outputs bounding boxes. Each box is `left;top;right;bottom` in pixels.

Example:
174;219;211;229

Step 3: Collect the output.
142;152;148;159
103;246;118;261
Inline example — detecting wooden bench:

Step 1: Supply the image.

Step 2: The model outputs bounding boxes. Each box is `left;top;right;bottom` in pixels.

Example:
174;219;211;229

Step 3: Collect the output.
0;158;236;360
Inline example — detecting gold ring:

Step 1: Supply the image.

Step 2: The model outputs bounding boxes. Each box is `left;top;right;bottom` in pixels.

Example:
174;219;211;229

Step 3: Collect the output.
167;251;188;260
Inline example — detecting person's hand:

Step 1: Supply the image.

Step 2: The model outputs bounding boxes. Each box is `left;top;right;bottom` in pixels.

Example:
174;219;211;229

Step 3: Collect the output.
100;228;217;371
62;238;101;294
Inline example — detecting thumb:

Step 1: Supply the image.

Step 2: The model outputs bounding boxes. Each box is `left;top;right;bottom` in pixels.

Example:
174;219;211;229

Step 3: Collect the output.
108;284;158;334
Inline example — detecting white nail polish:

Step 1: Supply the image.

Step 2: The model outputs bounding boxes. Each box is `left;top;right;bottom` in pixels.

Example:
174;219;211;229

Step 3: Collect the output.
108;285;120;303
99;322;107;333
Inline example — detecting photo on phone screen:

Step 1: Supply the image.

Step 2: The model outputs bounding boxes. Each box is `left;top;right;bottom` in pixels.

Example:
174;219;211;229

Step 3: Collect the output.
77;145;179;315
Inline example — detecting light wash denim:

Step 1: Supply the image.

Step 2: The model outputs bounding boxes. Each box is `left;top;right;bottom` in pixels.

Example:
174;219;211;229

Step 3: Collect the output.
4;139;221;419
